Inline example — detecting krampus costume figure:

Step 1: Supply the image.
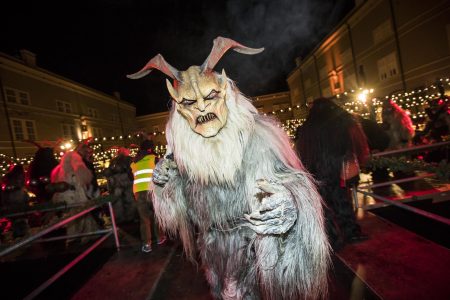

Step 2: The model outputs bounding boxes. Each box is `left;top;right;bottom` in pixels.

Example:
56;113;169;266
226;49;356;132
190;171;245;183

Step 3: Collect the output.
295;97;369;250
50;150;99;243
382;98;415;150
104;147;136;223
26;144;59;203
128;37;330;299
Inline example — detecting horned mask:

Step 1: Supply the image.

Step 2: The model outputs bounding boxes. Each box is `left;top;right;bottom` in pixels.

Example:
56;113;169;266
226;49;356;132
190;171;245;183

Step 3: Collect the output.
127;37;264;138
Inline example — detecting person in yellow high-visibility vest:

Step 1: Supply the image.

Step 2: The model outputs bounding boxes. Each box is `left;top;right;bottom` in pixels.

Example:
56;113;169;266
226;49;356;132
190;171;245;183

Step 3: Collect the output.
131;140;166;253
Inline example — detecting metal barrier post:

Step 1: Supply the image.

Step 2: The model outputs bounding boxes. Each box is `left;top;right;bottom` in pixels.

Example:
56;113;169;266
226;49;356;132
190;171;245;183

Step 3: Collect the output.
23;231;113;300
108;201;120;250
357;189;450;226
0;196;121;299
0;205;98;258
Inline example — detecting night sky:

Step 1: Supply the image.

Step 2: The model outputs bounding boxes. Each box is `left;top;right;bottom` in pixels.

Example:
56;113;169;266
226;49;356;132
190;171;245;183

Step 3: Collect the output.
1;0;354;116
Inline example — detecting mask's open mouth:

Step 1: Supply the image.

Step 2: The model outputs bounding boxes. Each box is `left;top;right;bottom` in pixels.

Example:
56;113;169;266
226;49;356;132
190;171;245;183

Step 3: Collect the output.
196;113;217;125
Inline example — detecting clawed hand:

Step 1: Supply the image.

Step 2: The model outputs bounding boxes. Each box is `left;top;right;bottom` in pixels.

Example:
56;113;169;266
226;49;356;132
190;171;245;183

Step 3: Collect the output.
152;154;178;187
244;179;297;235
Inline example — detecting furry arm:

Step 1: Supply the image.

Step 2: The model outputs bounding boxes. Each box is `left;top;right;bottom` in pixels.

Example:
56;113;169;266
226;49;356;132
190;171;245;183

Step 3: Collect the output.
152;155;196;259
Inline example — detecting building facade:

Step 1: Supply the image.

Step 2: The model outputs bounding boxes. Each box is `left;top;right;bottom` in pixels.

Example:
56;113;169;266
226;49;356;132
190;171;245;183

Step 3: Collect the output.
136;111;170;148
0;50;137;157
288;0;450;111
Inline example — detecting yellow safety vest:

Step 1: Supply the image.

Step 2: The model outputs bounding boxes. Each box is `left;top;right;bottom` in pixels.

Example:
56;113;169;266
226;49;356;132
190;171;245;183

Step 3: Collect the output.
131;154;156;193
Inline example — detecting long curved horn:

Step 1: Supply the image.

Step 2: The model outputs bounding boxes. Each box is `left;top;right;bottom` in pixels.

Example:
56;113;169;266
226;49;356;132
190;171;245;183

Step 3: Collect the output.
201;37;264;72
127;54;182;81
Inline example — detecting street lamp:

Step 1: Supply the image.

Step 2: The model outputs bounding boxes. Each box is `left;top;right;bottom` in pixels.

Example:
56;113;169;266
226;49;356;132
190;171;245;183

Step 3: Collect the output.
357;88;375;120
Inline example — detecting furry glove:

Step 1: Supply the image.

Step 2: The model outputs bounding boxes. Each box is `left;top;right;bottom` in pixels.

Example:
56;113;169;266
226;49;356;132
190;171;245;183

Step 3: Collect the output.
152;153;178;187
244;179;297;235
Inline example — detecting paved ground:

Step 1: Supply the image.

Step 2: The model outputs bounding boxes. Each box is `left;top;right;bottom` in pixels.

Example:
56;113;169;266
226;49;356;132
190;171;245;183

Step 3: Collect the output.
70;220;380;300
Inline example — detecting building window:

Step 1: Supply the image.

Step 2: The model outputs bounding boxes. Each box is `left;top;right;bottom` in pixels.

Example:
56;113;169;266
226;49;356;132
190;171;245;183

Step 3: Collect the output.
56;100;72;113
92;127;102;138
377;52;399;81
61;124;76;139
373;20;393;45
11;118;36;140
87;107;98;118
4;88;30;105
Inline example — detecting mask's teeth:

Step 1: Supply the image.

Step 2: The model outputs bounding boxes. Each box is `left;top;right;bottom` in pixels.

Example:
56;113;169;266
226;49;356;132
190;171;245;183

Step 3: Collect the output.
197;113;216;124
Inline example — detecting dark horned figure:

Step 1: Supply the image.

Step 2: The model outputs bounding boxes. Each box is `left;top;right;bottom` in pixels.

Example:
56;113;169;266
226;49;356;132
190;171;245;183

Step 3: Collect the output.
26;143;59;203
128;37;330;299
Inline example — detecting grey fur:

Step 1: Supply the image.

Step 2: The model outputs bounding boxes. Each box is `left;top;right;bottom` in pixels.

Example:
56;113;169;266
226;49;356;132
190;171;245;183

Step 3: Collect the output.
153;83;330;299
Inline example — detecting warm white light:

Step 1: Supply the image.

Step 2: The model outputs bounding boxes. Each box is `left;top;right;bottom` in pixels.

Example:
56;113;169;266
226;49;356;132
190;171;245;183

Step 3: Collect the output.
357;90;369;103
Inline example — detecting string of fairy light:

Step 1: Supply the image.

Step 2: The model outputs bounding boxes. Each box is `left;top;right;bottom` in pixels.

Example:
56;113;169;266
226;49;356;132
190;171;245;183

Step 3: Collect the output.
0;142;169;178
277;77;450;137
1;77;448;177
87;131;166;143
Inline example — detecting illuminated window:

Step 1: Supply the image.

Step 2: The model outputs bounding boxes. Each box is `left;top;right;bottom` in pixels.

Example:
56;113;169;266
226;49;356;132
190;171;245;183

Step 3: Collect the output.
11;118;36;140
87;107;98;118
56;100;72;113
377;52;398;81
61;124;76;139
4;87;30;105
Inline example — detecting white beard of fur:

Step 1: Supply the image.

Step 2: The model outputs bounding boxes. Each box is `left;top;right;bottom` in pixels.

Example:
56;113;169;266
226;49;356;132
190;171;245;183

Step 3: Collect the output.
166;80;257;185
